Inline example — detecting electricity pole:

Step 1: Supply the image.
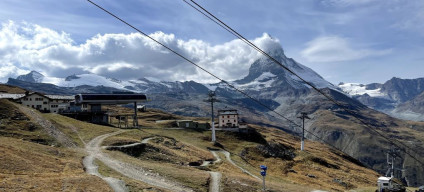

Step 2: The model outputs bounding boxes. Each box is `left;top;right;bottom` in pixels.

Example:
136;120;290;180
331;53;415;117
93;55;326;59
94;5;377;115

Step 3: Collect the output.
205;91;219;143
297;112;310;151
386;145;401;178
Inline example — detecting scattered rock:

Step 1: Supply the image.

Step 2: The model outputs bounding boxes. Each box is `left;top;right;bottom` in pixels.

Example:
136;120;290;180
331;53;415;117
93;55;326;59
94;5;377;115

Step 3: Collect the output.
288;169;297;173
188;161;202;166
306;174;316;178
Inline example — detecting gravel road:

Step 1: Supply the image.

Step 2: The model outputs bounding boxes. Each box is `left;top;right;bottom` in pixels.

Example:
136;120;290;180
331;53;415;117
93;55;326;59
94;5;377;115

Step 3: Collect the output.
84;131;194;192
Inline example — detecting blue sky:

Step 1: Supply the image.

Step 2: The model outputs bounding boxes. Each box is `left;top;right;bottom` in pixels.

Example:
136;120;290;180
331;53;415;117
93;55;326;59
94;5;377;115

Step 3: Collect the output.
0;0;423;84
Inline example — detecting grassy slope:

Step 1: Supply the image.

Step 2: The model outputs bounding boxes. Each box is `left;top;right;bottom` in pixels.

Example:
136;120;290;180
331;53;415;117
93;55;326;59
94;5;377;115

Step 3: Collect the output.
0;99;112;191
100;109;381;192
0;84;27;94
0;100;384;191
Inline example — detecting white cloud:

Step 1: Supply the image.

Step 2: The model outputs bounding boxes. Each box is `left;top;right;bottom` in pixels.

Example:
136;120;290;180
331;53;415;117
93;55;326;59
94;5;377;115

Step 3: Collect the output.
300;36;391;63
0;21;285;83
321;0;376;7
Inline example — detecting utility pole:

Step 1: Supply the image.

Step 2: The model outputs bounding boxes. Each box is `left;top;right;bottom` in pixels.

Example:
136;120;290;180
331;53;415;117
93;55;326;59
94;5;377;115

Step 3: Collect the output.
297;112;310;151
386;145;401;178
205;91;219;143
133;102;138;128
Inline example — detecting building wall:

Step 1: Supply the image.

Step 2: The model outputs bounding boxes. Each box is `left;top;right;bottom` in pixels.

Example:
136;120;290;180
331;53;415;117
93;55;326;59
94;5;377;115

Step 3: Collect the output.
218;113;238;128
17;93;72;113
18;94;50;111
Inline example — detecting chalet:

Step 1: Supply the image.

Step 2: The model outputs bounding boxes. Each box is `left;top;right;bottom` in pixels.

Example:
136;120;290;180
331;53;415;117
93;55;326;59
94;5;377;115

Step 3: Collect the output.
13;92;74;113
218;109;239;128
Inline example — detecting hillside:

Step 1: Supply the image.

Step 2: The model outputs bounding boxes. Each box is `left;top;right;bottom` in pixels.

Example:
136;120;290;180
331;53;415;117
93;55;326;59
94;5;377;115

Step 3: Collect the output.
0;83;26;94
0;98;389;191
0;99;112;191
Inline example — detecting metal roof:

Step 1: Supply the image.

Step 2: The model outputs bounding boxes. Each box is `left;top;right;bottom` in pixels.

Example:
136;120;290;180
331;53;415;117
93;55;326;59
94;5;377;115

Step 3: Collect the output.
218;109;238;115
377;176;391;181
0;94;25;99
75;93;147;105
45;95;74;100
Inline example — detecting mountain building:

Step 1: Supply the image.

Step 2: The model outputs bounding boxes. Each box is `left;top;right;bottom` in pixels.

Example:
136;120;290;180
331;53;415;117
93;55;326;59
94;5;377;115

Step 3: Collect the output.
218;109;239;128
11;92;73;113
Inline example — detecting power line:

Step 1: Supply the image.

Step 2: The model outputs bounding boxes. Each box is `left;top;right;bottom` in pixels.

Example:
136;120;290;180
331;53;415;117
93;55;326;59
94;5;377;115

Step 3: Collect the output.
183;0;424;167
85;0;358;161
86;0;423;177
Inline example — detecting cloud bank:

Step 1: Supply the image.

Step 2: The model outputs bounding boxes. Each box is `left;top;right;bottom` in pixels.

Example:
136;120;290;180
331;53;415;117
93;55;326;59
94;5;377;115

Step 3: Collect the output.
0;21;285;83
300;36;391;63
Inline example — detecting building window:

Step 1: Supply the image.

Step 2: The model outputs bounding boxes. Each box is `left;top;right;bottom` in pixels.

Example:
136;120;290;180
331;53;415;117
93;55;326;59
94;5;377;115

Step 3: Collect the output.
30;98;32;101
24;98;28;101
222;120;224;123
227;115;229;118
234;120;236;122
51;105;58;108
43;102;47;104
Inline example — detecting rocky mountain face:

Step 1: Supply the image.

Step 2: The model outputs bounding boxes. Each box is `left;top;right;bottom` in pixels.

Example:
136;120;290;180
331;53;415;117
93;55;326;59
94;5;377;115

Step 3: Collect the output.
7;45;424;187
16;71;44;83
339;77;424;121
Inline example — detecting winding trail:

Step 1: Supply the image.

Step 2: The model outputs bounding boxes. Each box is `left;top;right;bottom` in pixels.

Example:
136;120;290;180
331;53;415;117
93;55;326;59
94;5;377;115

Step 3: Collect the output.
84;131;194;192
83;130;129;192
200;149;260;192
219;150;261;181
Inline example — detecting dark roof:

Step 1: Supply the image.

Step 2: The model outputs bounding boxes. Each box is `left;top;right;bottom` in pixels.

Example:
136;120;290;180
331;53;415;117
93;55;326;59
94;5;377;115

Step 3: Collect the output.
75;93;147;105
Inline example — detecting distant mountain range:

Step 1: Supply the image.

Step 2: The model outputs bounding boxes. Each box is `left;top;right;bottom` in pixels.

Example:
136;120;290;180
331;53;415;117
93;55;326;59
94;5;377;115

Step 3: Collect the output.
5;44;424;186
339;77;424;121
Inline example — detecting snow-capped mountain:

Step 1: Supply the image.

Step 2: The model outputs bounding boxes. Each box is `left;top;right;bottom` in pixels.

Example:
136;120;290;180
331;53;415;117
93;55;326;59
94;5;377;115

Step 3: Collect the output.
234;45;335;90
16;71;44;83
13;45;337;96
338;83;386;97
339;77;424;121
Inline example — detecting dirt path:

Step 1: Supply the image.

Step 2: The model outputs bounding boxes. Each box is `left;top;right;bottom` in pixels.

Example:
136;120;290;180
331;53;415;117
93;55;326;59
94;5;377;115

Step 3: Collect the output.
84;130;129;192
85;131;194;192
200;149;261;192
221;150;261;181
15;104;76;148
208;171;222;192
214;150;261;181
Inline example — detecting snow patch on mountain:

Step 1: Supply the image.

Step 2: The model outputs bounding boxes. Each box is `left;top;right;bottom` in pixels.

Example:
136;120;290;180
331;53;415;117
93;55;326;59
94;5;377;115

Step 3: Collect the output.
288;62;335;89
236;72;276;90
43;74;133;91
16;71;45;83
339;83;385;97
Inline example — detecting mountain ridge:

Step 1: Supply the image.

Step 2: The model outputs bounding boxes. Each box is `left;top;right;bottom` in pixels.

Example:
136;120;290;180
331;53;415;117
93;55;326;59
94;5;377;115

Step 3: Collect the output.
339;77;424;121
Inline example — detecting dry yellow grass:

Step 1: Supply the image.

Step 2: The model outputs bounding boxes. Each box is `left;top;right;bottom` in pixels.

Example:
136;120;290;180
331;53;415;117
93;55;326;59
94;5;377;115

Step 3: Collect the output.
0;99;386;191
0;84;26;94
0;137;112;191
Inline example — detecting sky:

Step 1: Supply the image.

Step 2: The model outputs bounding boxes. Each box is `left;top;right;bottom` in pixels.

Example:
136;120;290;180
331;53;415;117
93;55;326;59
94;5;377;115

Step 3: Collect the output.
0;0;423;85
